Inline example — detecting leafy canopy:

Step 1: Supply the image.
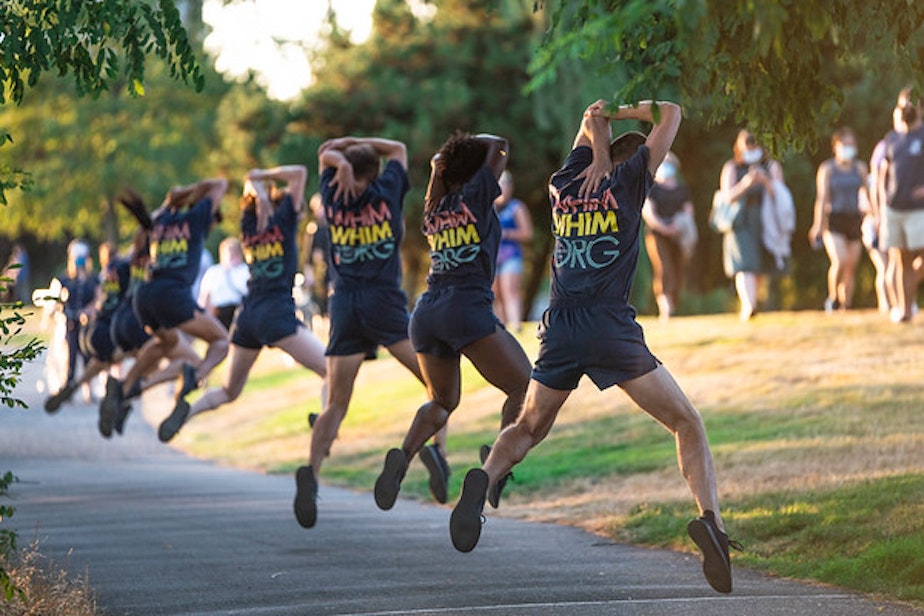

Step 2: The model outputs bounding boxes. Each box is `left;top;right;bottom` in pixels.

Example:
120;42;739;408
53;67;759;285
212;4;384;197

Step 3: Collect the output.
1;0;203;104
532;0;924;153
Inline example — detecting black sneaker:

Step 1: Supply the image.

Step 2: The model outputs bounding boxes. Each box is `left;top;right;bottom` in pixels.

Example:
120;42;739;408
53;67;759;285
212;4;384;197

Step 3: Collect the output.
125;378;143;400
374;448;407;511
418;444;450;504
113;400;132;435
479;444;512;509
98;376;122;438
687;510;739;593
158;398;190;443
293;465;318;528
44;382;76;414
177;363;198;400
450;468;488;553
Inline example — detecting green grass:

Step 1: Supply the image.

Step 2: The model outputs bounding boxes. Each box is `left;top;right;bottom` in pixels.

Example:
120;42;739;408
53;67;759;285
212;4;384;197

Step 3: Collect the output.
619;475;924;601
172;309;924;606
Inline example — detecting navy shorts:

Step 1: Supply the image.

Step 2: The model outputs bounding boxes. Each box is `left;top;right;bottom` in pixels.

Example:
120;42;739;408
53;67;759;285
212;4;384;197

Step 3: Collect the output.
410;285;499;358
531;301;659;391
110;301;150;353
231;293;303;350
80;316;116;362
133;278;200;331
326;286;411;356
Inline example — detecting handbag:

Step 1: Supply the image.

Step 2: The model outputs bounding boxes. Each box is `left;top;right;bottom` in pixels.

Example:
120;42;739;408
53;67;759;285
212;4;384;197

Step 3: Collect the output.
708;190;743;233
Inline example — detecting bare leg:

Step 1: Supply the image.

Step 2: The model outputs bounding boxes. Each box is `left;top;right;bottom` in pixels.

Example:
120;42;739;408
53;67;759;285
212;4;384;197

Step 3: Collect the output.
462;324;531;429
482;379;570;486
177;310;230;382
187;344;261;420
386;338;448;452
139;358;185;391
310;353;364;475
840;239;862;308
868;247;890;312
400;353;461;459
620;365;723;530
497;272;524;332
734;272;758;320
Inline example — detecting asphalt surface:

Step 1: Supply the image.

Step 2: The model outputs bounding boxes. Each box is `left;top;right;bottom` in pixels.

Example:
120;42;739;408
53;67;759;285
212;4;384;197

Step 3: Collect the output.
2;359;922;615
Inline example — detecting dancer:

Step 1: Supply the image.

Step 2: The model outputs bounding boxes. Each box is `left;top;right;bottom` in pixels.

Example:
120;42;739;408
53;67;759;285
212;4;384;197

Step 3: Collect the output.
808;128;868;312
449;100;737;595
44;243;128;415
374;132;531;513
157;166;327;448
101;178;230;432
297;137;444;530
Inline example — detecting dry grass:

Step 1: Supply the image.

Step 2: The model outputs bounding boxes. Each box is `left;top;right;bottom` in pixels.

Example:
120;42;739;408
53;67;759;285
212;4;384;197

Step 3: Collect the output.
1;542;98;616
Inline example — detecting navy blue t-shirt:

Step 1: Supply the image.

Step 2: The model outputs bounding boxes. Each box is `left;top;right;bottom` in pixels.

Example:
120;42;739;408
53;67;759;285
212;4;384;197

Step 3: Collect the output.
320;160;409;290
58;275;98;321
548;145;652;302
97;258;131;318
422;164;502;289
126;245;149;300
149;198;214;286
241;193;299;296
886;125;924;211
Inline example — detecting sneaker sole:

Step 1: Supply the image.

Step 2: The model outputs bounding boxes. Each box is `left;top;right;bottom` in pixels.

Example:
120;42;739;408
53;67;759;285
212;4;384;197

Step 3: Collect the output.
158;399;191;443
450;469;488;553
374;449;406;511
687;518;732;593
293;466;318;529
418;446;448;504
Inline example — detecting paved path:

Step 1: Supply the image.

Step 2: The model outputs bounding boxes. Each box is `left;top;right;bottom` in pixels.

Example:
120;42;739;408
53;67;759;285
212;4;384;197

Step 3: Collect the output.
1;359;921;615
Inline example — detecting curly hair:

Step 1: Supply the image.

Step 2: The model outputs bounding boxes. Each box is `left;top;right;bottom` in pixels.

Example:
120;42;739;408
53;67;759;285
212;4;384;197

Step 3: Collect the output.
438;131;487;187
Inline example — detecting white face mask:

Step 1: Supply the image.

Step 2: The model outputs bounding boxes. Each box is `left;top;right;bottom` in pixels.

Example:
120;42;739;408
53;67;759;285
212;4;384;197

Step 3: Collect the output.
656;162;676;182
837;144;857;161
742;147;763;165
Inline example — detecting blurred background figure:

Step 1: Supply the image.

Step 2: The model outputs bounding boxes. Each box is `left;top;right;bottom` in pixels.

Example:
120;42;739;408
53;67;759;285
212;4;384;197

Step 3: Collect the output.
879;88;924;323
198;237;250;330
643;152;697;320
2;242;30;304
492;171;532;333
300;192;332;335
808;128;868;313
719;130;785;320
56;239;99;394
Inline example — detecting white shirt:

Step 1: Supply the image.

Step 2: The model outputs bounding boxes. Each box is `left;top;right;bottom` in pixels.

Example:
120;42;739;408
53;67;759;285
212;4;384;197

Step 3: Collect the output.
198;262;250;308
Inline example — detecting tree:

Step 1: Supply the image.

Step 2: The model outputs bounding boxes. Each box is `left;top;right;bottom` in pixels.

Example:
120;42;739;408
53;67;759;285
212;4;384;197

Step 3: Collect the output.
1;0;204;204
532;0;924;154
0;59;230;243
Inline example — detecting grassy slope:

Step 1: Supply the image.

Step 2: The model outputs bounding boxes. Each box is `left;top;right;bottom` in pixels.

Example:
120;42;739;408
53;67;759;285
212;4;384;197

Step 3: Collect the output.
169;309;924;605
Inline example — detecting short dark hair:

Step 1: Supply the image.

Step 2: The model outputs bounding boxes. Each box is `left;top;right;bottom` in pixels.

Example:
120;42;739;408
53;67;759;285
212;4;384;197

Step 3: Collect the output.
609;131;647;164
345;144;380;182
439;131;488;187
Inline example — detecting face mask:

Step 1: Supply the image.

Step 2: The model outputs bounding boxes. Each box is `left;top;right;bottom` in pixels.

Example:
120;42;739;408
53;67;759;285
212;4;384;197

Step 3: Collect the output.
656;162;676;182
837;144;857;161
742;147;763;165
